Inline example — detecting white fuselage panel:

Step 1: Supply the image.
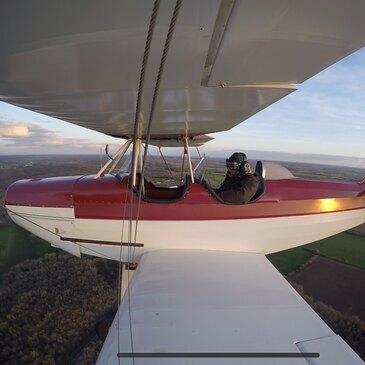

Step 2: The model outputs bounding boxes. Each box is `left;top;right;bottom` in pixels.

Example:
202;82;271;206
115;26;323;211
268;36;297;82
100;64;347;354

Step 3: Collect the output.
6;205;365;261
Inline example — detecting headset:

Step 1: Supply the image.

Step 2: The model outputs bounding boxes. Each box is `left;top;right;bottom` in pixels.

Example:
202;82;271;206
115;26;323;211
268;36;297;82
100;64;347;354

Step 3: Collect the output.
226;152;250;173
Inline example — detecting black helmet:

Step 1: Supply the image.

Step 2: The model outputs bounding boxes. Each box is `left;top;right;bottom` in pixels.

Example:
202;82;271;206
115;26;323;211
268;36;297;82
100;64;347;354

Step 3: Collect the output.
226;152;247;170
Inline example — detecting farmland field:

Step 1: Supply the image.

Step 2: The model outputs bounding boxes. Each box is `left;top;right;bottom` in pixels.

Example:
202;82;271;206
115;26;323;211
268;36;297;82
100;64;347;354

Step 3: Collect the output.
0;154;364;363
267;232;365;275
306;233;365;268
290;256;365;320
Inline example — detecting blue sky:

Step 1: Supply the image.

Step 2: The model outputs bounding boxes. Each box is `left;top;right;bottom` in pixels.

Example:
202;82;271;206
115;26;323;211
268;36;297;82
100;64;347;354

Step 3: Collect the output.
0;47;365;167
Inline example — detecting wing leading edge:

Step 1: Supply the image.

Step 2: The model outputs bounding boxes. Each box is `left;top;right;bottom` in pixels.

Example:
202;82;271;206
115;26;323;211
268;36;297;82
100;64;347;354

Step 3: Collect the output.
97;250;363;364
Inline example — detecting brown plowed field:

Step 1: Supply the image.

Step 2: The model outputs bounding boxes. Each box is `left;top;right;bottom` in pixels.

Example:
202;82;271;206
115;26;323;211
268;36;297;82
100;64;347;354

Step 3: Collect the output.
290;256;365;320
349;223;365;237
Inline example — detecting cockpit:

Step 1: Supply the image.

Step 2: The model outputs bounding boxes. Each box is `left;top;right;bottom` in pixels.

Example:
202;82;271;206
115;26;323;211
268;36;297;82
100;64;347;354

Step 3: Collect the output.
117;159;265;205
96;140;266;205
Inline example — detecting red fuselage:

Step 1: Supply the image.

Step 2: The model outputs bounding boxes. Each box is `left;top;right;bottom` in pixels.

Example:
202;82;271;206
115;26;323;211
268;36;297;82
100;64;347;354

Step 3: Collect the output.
4;174;365;260
5;174;365;220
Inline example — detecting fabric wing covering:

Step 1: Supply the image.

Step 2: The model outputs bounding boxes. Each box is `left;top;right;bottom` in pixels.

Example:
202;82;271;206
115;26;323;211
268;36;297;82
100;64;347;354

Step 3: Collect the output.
1;0;365;139
96;250;364;365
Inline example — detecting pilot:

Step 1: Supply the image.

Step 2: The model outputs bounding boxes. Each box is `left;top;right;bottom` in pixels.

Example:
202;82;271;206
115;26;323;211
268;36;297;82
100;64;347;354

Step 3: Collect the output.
216;152;259;204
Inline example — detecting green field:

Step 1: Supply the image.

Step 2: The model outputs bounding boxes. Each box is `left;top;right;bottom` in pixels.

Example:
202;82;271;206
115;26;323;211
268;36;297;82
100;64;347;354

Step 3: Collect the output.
267;232;365;275
306;233;365;268
267;246;313;275
0;225;57;281
2;226;362;279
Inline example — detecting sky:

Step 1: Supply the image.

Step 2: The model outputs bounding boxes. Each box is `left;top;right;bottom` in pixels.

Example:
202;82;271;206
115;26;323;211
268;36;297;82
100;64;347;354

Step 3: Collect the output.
1;47;365;167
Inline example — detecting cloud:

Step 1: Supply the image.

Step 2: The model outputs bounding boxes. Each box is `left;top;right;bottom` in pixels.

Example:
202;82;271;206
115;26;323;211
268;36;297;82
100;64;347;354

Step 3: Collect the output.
0;121;123;155
0;123;64;146
0;122;29;137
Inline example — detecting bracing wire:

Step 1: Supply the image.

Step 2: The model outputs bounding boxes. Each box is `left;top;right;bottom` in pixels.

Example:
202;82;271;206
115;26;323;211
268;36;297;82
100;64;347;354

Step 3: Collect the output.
128;0;161;253
134;0;183;246
129;0;161;183
117;170;132;364
159;146;179;185
123;0;183;361
5;208;119;261
180;149;186;183
125;0;162;362
196;146;202;159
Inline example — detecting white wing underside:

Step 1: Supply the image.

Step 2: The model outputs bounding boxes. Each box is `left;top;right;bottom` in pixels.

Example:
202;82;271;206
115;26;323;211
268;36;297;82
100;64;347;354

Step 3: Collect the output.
2;2;365;363
1;0;365;138
97;250;363;364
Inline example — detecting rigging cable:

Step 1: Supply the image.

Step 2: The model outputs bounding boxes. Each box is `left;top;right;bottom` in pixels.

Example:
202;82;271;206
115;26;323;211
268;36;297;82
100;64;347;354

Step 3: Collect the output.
4;208;118;260
117;167;132;365
126;0;162;362
123;0;183;361
196;146;202;159
134;0;183;248
129;0;161;183
128;0;161;251
159;146;180;186
180;149;186;183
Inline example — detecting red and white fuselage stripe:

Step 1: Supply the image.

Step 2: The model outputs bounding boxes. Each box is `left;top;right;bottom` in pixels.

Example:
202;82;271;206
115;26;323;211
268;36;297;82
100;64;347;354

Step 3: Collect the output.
5;174;365;261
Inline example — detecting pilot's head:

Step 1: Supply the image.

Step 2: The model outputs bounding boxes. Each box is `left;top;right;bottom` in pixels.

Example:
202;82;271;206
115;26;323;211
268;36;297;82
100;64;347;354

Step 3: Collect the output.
226;152;251;175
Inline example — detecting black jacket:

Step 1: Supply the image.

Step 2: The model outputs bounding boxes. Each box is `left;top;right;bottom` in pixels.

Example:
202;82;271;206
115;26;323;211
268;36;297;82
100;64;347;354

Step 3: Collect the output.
216;172;259;204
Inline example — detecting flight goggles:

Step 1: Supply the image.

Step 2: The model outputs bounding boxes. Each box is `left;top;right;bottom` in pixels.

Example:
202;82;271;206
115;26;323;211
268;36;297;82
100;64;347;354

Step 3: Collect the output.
226;160;240;170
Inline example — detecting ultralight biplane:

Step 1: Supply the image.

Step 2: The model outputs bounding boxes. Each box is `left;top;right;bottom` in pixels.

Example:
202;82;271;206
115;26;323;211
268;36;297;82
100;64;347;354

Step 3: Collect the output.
1;1;365;364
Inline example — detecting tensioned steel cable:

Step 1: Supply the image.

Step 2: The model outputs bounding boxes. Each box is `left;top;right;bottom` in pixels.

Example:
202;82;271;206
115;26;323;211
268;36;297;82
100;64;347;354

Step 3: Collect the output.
125;1;162;363
117;171;132;365
129;0;161;182
159;146;180;186
5;208;116;260
180;149;186;183
134;0;183;247
196;146;202;159
124;1;183;361
127;0;161;256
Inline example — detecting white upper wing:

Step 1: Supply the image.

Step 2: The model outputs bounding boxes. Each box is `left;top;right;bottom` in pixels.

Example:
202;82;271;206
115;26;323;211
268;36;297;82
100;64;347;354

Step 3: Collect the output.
1;0;365;138
97;250;363;364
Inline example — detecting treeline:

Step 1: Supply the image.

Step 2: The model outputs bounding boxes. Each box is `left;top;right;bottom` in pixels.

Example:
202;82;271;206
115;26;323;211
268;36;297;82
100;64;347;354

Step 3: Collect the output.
290;281;365;360
1;252;364;363
0;253;118;364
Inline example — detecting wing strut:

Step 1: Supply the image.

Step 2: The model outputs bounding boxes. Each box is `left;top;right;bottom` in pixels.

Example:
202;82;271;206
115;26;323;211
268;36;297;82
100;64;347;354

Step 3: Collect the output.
183;137;194;183
131;0;183;245
95;138;132;178
131;138;143;187
130;0;162;187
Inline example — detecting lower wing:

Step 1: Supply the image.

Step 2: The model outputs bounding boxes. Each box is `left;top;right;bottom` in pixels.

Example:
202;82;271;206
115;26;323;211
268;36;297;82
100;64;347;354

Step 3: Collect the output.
96;249;363;364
